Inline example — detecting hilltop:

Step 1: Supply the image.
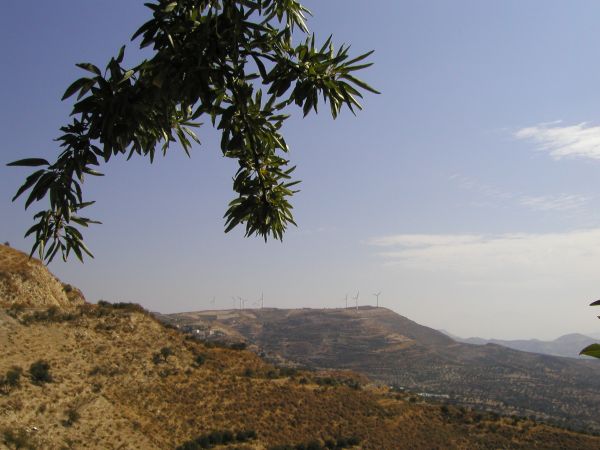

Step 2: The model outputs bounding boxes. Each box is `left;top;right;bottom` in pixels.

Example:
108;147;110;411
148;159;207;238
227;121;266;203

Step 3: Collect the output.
0;244;84;309
2;245;600;449
163;306;600;432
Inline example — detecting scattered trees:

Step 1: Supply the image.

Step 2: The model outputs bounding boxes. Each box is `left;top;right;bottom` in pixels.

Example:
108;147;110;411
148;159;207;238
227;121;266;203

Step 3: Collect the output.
268;436;360;450
176;429;257;449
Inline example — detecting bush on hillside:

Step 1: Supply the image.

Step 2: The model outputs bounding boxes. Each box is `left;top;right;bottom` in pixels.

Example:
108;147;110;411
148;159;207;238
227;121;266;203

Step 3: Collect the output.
0;367;23;395
61;406;81;427
193;354;206;367
29;360;52;385
152;347;174;364
2;428;37;449
21;306;77;325
97;300;148;314
268;436;360;450
229;342;247;351
175;429;257;449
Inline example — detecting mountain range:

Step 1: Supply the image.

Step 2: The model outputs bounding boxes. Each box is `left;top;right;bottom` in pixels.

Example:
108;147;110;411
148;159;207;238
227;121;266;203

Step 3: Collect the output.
440;330;598;359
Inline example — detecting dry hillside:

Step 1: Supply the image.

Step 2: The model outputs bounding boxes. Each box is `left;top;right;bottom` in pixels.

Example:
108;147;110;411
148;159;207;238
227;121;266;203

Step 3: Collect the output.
1;244;600;449
162;307;600;432
0;244;84;309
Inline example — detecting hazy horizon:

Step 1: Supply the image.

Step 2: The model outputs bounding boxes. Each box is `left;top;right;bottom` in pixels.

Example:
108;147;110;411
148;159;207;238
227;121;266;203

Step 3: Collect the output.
4;1;600;341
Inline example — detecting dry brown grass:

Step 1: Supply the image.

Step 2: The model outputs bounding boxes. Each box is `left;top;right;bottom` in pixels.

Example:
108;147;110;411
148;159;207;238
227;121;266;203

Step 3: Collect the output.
0;245;83;310
2;303;600;450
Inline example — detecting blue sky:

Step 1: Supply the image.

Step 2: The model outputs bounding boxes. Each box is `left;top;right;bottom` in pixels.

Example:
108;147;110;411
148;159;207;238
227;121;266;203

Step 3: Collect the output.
3;1;600;339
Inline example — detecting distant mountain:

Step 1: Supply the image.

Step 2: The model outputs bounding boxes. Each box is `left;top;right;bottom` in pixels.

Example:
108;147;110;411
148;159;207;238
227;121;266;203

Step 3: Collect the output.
440;331;598;359
163;306;600;432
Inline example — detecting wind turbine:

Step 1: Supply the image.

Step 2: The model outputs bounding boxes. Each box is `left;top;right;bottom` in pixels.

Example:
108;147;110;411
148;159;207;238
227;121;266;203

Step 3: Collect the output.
231;296;237;310
260;292;264;309
210;296;216;308
251;293;263;309
373;291;381;308
344;293;348;309
353;291;360;312
238;296;248;310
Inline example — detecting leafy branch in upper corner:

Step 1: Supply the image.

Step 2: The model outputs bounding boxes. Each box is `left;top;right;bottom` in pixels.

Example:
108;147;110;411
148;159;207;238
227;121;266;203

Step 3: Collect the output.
9;0;379;263
580;299;600;358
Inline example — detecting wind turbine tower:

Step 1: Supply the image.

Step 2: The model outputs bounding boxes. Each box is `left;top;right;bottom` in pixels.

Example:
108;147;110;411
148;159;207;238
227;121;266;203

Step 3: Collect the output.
237;296;247;310
353;291;360;312
345;294;348;309
373;291;381;308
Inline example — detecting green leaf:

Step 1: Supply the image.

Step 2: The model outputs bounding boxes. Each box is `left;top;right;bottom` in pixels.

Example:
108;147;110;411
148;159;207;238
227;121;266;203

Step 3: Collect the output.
75;63;101;76
341;74;381;95
116;45;126;64
580;343;600;358
163;2;177;13
343;49;375;67
11;169;46;201
7;158;49;167
62;78;92;101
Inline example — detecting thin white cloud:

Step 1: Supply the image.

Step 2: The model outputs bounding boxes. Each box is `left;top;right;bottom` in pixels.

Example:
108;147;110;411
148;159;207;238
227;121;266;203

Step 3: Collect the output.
449;174;591;213
518;194;590;212
515;122;600;160
369;229;600;283
368;234;482;248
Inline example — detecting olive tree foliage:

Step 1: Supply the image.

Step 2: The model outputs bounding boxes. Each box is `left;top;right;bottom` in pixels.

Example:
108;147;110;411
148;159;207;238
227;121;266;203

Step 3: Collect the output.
9;0;378;263
580;299;600;358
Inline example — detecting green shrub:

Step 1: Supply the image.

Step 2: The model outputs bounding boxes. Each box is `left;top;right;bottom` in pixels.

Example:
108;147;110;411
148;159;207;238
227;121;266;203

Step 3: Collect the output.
229;342;247;351
268;436;359;450
440;404;450;416
2;428;37;449
236;430;257;442
0;367;22;394
6;367;22;388
193;354;206;367
160;347;173;360
97;300;147;314
152;347;174;364
6;304;25;319
61;407;80;427
278;367;298;377
20;306;77;324
29;360;52;385
176;429;257;449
